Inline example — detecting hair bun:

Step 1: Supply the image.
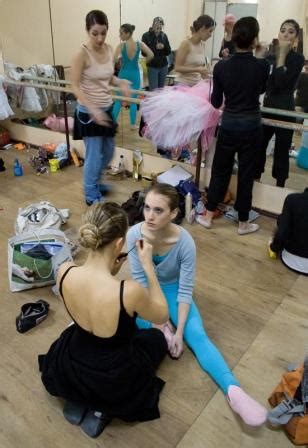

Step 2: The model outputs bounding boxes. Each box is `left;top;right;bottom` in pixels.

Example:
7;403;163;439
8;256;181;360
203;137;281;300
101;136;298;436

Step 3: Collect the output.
79;223;100;250
131;24;135;31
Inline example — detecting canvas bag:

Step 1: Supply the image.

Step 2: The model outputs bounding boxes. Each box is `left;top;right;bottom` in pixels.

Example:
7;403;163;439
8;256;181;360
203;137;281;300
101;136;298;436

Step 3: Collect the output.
15;201;69;235
8;228;73;292
268;357;308;445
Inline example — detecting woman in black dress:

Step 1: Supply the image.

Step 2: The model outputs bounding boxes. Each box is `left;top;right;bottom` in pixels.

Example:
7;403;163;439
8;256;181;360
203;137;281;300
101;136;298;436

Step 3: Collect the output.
38;202;168;438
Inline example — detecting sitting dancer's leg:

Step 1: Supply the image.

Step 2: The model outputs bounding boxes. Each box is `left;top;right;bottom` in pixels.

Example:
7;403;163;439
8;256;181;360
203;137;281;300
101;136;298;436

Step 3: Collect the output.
136;316;152;330
161;283;267;426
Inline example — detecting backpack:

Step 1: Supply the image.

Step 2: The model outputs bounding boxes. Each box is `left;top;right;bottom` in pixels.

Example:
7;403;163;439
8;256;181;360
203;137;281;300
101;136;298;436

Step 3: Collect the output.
121;191;145;226
268;357;308;445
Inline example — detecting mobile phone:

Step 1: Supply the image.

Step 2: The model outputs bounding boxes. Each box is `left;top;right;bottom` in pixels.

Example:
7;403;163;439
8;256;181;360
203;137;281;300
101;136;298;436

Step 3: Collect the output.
139;239;144;249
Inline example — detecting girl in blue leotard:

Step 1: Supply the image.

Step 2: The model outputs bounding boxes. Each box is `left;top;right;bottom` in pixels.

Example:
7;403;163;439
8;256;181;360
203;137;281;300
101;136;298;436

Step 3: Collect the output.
127;183;267;427
113;24;153;129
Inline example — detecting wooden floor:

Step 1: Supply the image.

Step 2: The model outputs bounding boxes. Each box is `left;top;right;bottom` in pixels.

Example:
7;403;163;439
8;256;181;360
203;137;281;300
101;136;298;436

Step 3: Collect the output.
0;147;306;448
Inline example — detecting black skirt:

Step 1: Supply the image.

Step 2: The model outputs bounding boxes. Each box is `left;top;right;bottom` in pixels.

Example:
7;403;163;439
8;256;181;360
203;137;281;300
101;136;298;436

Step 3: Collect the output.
38;324;167;422
73;106;118;140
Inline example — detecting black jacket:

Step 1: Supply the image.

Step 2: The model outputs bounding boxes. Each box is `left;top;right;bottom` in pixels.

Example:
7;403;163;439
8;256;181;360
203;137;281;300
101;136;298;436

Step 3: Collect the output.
271;188;308;258
142;30;171;68
211;52;270;130
295;72;308;109
264;50;304;110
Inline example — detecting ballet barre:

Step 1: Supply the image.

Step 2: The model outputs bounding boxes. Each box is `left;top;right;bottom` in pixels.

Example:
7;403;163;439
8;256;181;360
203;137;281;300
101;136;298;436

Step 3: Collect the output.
4;79;308;189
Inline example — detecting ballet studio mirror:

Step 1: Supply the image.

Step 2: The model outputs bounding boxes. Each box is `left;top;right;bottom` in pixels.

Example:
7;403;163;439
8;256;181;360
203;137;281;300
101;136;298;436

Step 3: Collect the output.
0;0;307;191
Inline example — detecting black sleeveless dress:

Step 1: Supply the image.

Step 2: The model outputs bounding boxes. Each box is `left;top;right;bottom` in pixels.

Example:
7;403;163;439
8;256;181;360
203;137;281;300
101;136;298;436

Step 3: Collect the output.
38;266;167;422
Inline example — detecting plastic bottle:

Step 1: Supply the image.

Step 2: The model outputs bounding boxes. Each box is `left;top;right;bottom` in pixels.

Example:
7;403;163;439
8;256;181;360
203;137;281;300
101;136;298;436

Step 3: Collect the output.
185;192;192;223
14;159;23;176
118;155;125;172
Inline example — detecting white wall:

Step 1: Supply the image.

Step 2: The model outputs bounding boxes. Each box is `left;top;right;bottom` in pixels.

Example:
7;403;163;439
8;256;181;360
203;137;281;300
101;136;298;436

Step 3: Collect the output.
120;0;189;50
257;0;307;56
50;0;121;67
0;0;54;67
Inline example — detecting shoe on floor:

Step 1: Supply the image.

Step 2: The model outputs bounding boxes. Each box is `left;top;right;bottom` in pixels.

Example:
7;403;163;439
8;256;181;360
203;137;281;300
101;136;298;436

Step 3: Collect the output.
16;300;49;333
238;223;259;235
63;401;87;425
195;214;212;229
80;410;111;438
227;386;267;426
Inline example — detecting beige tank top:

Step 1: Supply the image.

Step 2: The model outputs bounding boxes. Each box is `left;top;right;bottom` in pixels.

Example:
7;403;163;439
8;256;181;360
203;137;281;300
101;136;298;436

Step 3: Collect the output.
176;40;207;86
80;45;114;108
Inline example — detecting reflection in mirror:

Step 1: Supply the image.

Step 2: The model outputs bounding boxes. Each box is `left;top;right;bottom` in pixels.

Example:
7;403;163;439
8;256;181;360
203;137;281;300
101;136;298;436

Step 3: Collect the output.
0;0;306;192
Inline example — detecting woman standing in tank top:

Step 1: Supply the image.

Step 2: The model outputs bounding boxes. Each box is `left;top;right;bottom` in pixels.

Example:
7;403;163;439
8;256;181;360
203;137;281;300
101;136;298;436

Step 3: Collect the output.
113;24;153;129
175;15;215;87
71;10;130;205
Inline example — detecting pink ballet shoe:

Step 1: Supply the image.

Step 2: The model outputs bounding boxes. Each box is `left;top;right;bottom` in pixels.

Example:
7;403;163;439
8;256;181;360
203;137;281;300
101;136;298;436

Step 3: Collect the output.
227;385;267;427
195;214;212;229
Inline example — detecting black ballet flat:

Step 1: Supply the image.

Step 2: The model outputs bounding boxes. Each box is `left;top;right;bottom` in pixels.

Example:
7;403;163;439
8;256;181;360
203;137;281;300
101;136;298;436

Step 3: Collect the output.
63;401;87;425
80;410;111;438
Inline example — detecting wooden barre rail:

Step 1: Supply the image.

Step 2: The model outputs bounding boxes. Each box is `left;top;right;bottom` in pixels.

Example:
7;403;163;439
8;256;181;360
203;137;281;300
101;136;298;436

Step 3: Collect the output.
6;76;149;97
5;77;308;120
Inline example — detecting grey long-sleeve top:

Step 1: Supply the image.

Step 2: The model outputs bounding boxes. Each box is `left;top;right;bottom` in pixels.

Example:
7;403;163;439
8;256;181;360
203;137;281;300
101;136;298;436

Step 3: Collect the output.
127;223;196;304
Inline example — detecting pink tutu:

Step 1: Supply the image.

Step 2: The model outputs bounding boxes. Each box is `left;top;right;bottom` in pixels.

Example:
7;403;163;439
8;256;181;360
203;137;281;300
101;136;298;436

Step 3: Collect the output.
140;80;220;151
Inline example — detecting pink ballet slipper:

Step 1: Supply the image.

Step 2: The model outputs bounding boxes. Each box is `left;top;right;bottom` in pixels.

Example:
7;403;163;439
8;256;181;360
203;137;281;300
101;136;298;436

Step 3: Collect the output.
227;385;267;427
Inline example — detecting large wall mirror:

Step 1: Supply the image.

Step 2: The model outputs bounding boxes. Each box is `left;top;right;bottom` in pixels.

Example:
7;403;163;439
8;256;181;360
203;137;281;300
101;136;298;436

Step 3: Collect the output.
0;0;307;191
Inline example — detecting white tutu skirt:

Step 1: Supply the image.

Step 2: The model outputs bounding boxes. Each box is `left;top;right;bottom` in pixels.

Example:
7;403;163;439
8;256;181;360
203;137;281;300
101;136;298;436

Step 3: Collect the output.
140;80;220;150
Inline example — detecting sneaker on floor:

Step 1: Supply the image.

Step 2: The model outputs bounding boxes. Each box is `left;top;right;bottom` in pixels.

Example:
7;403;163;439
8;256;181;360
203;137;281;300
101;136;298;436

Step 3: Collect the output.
238;223;259;235
227;385;267;427
195;214;212;229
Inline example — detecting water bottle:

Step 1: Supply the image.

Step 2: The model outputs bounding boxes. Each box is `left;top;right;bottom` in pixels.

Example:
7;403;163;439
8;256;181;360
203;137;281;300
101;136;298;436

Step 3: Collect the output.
14;159;23;176
118;155;125;172
185;192;192;223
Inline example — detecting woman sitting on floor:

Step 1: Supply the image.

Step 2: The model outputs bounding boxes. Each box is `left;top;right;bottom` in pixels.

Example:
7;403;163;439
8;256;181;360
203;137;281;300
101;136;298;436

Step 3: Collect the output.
38;202;169;438
127;182;268;427
269;188;308;275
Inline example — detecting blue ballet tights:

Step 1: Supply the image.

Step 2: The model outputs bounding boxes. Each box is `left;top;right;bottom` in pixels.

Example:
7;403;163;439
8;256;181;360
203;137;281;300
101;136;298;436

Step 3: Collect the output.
136;282;240;394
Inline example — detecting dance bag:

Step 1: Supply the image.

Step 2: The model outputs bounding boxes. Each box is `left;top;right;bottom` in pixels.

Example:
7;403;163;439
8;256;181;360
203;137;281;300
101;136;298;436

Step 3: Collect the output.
268;357;308;445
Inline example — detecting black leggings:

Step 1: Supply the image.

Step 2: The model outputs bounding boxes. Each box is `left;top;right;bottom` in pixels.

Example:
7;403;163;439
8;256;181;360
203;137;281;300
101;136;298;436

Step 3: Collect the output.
207;127;262;222
255;124;293;187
